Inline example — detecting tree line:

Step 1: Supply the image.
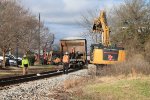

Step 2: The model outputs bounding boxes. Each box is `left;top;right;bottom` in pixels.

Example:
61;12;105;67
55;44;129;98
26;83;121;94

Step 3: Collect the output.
0;0;54;67
111;0;150;62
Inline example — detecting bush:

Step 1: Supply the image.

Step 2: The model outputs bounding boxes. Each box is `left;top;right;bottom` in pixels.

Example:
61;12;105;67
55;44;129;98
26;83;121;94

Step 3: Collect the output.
97;54;150;76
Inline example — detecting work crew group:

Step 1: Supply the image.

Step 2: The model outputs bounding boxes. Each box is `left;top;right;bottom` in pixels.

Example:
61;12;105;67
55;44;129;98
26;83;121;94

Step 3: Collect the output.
21;47;76;75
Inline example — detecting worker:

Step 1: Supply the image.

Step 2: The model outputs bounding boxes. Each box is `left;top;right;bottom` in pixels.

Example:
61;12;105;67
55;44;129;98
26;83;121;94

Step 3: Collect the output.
62;52;70;74
21;55;29;75
70;47;76;59
44;54;48;65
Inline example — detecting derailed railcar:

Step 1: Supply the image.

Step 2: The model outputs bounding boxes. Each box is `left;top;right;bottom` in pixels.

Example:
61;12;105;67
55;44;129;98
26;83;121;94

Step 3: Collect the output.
60;37;87;68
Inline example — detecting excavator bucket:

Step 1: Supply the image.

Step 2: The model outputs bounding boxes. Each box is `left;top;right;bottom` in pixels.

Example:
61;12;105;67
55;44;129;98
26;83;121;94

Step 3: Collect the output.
93;23;97;31
92;21;102;32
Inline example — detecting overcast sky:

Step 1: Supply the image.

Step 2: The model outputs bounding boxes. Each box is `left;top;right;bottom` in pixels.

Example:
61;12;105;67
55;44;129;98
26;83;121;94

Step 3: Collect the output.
21;0;123;43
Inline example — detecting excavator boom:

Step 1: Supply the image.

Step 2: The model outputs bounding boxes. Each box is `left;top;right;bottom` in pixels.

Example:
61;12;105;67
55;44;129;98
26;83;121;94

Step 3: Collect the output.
93;11;110;46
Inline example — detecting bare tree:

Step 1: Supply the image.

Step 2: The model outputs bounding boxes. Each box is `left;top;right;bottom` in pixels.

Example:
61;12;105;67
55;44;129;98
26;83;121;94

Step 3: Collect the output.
0;0;23;67
111;0;150;60
0;0;54;67
79;9;99;43
36;25;54;53
18;16;39;53
79;9;112;43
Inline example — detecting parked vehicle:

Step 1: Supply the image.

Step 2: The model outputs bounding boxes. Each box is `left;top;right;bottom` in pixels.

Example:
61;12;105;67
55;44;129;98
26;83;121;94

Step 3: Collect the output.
0;59;2;66
0;55;22;66
0;56;14;66
5;55;22;65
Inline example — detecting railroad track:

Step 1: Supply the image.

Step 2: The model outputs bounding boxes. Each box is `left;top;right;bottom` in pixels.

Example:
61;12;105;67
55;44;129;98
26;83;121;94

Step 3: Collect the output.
0;68;78;87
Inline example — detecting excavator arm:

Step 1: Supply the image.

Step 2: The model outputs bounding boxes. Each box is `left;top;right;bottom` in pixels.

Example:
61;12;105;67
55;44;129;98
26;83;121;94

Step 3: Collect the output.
93;11;110;46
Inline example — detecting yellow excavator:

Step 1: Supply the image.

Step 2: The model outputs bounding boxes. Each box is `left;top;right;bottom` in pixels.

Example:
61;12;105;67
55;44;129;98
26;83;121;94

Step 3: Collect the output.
90;11;125;65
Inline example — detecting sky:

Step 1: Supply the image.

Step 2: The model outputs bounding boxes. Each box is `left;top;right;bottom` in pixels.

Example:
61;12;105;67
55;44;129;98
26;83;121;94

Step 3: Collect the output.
21;0;123;43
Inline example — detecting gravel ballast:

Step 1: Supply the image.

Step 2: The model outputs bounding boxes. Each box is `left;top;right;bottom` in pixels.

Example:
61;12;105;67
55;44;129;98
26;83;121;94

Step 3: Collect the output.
0;69;89;100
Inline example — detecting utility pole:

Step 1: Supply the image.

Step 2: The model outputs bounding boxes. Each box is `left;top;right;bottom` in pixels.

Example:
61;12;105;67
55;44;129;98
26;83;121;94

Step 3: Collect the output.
38;13;41;64
16;36;19;67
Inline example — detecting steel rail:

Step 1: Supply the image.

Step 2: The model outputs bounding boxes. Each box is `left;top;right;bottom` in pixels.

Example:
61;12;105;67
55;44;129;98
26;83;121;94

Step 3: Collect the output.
0;69;77;87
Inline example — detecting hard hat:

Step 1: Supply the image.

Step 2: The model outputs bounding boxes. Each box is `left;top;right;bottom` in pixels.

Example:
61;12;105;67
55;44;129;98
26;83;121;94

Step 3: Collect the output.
77;51;81;54
65;52;69;55
23;55;27;58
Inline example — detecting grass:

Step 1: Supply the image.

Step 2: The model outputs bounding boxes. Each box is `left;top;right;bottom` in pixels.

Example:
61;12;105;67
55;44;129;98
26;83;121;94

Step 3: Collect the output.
72;76;150;100
0;72;11;76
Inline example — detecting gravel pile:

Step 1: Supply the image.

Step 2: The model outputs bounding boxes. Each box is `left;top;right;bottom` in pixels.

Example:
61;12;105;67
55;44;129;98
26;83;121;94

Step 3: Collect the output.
0;69;89;100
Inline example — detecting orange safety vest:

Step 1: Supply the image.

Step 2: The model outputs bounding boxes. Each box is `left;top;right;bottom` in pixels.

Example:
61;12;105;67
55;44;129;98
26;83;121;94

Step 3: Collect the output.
63;55;69;63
